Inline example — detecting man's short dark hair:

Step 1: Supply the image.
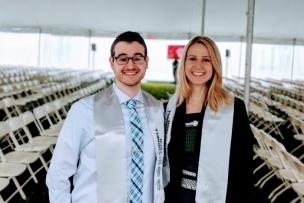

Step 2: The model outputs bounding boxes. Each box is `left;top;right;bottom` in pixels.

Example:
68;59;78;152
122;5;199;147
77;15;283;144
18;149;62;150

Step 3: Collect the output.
110;31;147;57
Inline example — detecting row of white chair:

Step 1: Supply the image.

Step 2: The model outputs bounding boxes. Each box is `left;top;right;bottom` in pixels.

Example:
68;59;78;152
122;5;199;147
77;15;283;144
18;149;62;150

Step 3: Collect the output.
252;125;304;202
0;115;56;202
0;76;111;202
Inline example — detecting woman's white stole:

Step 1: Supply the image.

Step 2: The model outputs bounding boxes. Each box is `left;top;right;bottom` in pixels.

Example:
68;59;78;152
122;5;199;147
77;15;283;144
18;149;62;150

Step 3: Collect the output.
195;100;234;203
165;93;235;203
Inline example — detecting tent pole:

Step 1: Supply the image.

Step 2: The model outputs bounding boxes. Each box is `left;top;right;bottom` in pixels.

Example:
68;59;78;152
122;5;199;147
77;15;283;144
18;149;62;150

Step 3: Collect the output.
201;0;207;35
88;29;92;70
244;0;255;111
37;27;42;67
238;36;244;77
290;38;296;80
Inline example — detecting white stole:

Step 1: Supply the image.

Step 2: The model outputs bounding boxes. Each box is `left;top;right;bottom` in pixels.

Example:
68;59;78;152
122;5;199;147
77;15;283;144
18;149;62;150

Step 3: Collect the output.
94;87;128;203
94;86;165;203
165;92;234;203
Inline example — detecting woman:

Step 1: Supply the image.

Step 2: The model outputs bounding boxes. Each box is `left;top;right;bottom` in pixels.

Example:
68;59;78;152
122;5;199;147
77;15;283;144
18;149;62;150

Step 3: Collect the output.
163;36;253;203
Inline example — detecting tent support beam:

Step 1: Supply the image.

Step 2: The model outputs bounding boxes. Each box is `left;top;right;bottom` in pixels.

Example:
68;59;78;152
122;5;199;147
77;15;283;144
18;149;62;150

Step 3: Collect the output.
290;38;296;80
201;0;207;35
244;0;255;110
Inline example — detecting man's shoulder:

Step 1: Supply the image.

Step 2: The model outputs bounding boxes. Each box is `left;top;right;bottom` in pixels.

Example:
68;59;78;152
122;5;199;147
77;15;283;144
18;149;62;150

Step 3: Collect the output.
142;90;162;106
64;95;94;128
70;94;95;112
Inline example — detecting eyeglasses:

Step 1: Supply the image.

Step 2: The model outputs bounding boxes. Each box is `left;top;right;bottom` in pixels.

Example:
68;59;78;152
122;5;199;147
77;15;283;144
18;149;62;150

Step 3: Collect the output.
113;55;146;65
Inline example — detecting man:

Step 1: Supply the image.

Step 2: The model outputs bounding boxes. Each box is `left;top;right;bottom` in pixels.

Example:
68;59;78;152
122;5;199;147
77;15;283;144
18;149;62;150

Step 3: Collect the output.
46;31;165;203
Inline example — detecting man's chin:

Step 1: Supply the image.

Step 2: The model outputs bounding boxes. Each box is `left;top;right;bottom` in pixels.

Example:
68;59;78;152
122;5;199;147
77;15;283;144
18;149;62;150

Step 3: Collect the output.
125;81;141;87
122;77;143;87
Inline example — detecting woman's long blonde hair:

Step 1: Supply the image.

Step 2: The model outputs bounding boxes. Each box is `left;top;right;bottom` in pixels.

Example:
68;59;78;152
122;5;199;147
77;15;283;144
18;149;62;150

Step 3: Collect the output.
176;36;232;112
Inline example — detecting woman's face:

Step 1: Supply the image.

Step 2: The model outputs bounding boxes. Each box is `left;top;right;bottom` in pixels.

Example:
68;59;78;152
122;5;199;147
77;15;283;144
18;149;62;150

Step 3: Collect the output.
185;43;214;88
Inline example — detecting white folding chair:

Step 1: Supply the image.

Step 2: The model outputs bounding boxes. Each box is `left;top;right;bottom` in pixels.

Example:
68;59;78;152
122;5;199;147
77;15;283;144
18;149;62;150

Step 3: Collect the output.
43;102;64;127
289;114;304;156
289;157;304;203
19;111;57;146
267;139;297;202
33;106;61;137
254;129;284;189
0;178;10;203
0;122;49;180
53;99;67;120
0;162;27;202
6;118;52;170
8;116;56;146
0;98;22;120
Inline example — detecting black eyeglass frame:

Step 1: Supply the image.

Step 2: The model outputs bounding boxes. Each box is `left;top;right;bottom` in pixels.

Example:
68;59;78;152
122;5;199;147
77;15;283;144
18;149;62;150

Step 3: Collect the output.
112;54;147;65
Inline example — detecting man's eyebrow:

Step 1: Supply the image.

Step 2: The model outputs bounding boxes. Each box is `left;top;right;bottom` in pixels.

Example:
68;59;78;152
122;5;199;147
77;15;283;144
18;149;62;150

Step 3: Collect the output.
115;53;144;57
133;53;145;56
115;53;127;57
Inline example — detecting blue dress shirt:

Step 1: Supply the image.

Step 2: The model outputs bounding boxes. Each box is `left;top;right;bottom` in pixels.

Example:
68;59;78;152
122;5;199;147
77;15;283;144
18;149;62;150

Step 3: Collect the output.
46;83;155;203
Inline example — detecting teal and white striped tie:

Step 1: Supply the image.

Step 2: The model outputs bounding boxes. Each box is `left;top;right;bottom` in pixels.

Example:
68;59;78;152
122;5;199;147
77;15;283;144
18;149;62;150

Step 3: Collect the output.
126;99;144;203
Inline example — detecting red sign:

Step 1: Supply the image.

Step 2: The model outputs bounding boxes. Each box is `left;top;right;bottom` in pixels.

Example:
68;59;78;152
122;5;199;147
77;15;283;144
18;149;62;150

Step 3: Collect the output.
167;45;185;59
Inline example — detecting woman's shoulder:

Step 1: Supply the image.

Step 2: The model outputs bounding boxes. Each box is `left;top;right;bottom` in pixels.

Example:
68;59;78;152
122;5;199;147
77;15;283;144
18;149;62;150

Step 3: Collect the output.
164;92;179;110
234;96;245;106
232;96;249;117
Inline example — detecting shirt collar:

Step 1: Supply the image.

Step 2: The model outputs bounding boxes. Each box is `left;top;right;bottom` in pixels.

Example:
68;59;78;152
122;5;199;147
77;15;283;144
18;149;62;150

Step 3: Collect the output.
112;82;144;105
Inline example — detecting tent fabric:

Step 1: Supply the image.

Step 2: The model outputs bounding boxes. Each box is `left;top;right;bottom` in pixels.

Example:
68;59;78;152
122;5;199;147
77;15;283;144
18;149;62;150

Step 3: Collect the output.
0;0;303;44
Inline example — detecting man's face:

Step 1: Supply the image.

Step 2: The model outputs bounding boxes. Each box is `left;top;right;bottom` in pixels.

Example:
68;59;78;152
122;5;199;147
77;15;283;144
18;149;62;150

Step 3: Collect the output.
110;41;148;90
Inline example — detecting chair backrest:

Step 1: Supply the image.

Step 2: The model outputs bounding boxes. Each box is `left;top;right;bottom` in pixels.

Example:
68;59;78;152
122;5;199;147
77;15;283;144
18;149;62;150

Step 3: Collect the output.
0;122;9;162
20;111;44;135
53;100;63;110
0;101;5;109
251;124;265;150
0;146;6;162
44;103;56;114
0;98;21;118
286;153;304;183
260;130;274;151
0;122;10;139
270;136;290;169
289;114;304;135
33;105;54;129
33;106;47;120
20;111;36;125
1;84;14;93
6;116;34;145
6;117;24;132
1;97;15;108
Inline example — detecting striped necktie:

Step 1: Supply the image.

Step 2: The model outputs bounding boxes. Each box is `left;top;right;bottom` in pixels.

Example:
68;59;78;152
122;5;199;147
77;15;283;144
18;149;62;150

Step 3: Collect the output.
126;99;144;203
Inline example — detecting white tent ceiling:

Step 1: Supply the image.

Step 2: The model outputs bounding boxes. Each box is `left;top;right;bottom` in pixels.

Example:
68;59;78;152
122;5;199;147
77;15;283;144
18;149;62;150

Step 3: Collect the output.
0;0;304;44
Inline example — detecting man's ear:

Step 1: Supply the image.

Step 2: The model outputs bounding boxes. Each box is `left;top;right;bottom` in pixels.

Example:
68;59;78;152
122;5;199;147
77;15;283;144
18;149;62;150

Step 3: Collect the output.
109;56;114;70
145;56;149;69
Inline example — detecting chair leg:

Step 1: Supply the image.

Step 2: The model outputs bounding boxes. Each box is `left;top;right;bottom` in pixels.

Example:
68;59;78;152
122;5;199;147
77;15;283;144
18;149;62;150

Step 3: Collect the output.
268;182;285;199
6;137;14;150
39;155;49;171
26;165;38;183
12;177;26;200
260;171;277;188
254;162;267;174
291;143;304;154
270;184;291;202
254;170;274;187
291;196;300;203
